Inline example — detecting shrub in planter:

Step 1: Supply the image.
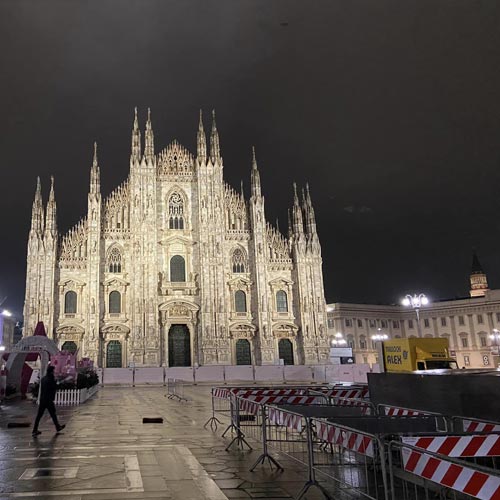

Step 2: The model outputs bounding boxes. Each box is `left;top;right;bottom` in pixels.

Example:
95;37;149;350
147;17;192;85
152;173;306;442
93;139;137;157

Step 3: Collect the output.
76;368;99;389
5;384;17;397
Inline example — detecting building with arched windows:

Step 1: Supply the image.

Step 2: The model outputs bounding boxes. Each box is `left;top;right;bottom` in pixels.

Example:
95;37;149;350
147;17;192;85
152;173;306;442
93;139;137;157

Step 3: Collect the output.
23;109;329;368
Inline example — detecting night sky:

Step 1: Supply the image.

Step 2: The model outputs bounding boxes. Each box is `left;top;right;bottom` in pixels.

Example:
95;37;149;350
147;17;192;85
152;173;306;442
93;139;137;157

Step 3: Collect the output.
2;0;500;318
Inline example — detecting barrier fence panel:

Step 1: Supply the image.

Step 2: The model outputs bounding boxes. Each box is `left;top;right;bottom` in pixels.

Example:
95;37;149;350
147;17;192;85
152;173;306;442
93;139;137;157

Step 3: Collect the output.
166;378;187;402
378;404;449;432
454;417;500;434
312;418;389;500
388;440;500;500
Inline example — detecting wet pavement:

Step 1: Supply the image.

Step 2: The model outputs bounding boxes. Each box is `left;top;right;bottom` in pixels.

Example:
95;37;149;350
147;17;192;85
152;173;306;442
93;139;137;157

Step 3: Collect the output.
0;386;337;500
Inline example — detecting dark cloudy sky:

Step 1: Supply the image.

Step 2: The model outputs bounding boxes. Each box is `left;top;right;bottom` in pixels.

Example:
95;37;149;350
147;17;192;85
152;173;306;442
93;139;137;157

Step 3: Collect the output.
2;0;500;317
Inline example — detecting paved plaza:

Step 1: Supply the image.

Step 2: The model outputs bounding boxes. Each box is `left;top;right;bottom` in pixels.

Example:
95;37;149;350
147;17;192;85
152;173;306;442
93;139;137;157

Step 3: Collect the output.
0;386;337;500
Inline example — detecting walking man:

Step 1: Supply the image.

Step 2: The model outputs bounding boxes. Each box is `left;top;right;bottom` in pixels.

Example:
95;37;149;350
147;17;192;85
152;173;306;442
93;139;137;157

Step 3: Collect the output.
32;365;65;437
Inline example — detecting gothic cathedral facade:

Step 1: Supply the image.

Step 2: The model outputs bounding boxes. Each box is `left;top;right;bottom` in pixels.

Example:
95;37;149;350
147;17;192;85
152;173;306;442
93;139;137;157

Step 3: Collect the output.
23;109;329;367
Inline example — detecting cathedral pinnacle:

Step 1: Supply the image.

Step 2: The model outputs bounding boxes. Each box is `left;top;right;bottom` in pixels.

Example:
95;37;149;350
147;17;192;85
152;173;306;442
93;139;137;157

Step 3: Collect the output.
131;107;141;163
197;109;207;160
250;146;262;198
90;142;101;195
30;177;44;234
45;175;57;237
144;107;155;163
210;109;220;162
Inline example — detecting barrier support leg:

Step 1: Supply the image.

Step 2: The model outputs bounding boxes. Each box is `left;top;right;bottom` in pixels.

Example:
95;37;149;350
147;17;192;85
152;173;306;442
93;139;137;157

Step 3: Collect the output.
203;392;222;431
297;418;333;500
224;399;252;451
250;406;283;471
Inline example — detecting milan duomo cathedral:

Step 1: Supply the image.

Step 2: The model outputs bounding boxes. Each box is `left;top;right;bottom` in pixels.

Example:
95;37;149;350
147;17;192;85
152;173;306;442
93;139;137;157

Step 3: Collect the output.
23;109;329;368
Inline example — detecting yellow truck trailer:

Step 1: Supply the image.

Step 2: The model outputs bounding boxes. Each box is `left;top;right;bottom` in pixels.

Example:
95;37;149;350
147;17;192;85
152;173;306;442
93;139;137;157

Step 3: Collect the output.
382;338;458;372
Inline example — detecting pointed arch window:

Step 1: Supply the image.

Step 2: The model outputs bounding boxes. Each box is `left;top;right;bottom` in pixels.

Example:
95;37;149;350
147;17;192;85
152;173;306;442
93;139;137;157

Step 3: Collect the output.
108;247;122;273
170;255;186;282
109;291;121;314
168;192;184;229
64;291;77;314
232;248;246;273
276;290;288;313
234;290;247;313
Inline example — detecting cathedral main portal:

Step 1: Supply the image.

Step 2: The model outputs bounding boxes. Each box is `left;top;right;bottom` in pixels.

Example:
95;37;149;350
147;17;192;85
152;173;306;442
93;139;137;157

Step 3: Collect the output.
168;324;191;367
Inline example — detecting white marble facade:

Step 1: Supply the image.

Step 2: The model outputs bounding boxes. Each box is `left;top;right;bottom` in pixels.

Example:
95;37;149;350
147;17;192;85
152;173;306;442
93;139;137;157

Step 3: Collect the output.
23;109;329;367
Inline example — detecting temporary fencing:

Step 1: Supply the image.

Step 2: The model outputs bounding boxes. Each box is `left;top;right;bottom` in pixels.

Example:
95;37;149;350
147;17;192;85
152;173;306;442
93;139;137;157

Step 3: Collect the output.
203;385;331;431
388;440;500;500
166;378;187;402
402;435;500;458
455;417;500;434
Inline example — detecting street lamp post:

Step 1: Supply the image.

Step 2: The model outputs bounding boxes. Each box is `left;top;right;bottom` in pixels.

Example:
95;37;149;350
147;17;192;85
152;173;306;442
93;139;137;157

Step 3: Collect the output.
0;309;12;352
402;293;429;337
331;332;347;347
490;329;500;366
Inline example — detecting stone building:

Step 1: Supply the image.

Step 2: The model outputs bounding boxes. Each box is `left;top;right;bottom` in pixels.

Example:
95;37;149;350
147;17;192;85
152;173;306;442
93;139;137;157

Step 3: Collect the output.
23;109;329;368
327;254;500;369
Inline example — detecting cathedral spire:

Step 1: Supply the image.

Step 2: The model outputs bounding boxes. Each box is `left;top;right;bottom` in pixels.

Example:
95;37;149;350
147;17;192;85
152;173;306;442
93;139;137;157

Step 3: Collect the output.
303;182;318;239
250;146;262;199
287;208;293;238
197;109;207;161
45;175;57;237
144;107;155;163
31;176;44;233
210;109;220;162
131;107;141;163
292;182;304;235
90;142;101;195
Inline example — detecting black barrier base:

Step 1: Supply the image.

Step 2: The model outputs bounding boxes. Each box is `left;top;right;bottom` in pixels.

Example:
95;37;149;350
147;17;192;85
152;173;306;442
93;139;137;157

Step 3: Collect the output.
250;453;283;472
221;422;237;437
225;430;252;451
297;480;334;500
203;416;222;431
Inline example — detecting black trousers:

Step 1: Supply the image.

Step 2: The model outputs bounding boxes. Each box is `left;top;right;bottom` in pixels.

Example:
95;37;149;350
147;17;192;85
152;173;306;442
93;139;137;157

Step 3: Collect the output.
33;401;60;431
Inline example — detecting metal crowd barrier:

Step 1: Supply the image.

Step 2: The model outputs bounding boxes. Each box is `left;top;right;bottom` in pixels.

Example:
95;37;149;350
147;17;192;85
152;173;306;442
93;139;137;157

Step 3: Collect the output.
378;403;450;431
236;401;390;499
166;378;187;402
388;439;500;500
203;385;332;431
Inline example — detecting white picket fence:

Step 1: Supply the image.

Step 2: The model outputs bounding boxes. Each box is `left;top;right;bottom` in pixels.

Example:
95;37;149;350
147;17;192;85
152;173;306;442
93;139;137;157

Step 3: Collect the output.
52;384;99;406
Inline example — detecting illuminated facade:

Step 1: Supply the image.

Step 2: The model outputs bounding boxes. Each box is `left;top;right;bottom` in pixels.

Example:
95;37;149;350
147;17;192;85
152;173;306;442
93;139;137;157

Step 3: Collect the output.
23;109;329;367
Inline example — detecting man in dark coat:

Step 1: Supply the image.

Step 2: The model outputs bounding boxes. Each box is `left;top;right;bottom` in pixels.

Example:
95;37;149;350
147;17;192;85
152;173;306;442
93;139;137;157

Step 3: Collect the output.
32;365;65;437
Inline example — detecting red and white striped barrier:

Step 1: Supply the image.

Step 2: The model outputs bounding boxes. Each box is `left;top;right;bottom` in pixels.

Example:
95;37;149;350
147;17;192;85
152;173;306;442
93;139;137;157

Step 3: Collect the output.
402;447;500;500
268;407;303;432
238;395;322;415
402;435;500;458
213;388;230;399
384;406;428;417
316;421;374;457
463;420;500;434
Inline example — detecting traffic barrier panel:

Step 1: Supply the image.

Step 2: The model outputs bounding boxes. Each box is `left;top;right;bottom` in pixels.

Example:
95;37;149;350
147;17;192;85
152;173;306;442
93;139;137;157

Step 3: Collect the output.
224;365;254;381
284;365;313;382
164;367;194;383
254;365;284;382
402;435;500;458
389;440;500;500
194;365;225;382
102;368;133;385
459;418;500;434
134;367;164;385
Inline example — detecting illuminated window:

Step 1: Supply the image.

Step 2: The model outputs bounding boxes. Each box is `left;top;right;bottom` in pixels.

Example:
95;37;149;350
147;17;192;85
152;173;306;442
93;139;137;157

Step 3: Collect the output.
168;192;184;229
109;291;121;314
232;248;246;273
64;291;77;314
170;255;186;282
108;247;122;273
234;290;247;313
276;291;288;312
345;318;352;327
